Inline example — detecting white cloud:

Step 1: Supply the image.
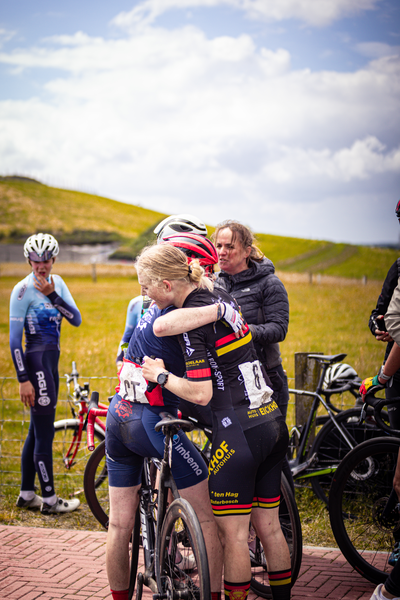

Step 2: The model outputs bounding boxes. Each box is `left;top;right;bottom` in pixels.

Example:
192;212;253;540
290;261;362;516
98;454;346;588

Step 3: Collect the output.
0;28;16;49
355;41;400;58
0;12;398;243
111;0;382;30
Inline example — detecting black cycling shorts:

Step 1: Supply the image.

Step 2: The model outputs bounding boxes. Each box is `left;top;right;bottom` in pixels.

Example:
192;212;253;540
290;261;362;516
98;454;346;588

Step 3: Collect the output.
208;411;288;517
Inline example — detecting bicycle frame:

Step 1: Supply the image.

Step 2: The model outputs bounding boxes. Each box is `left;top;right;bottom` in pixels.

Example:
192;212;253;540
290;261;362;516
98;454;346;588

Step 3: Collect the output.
56;362;108;466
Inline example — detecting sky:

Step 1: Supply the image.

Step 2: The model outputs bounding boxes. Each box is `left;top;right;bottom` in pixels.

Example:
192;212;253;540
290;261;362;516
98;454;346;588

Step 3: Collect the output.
0;0;399;246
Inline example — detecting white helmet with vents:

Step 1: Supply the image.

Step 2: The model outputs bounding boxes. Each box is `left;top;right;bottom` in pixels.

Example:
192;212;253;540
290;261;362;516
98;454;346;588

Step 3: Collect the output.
24;233;59;261
154;214;207;242
323;363;361;390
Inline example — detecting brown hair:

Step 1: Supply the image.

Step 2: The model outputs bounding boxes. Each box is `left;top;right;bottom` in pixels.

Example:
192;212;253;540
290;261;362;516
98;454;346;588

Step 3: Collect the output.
135;243;212;290
212;220;264;264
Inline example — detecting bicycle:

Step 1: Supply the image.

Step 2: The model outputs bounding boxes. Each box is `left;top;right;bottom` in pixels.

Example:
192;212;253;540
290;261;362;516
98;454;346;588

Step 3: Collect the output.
329;390;400;584
52;361;109;493
86;392;210;600
287;353;383;504
84;405;303;599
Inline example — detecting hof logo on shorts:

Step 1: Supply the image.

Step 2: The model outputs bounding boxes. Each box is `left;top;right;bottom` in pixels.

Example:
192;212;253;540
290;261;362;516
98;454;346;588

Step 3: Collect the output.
36;371;51;406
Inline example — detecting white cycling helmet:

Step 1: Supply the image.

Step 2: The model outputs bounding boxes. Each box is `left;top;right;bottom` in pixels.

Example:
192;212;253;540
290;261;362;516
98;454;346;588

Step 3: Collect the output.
154;214;207;242
24;233;59;261
323;363;361;390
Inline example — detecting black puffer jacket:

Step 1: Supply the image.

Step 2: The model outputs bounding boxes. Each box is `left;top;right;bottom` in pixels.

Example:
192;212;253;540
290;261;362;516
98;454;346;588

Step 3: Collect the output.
215;258;289;369
369;258;400;361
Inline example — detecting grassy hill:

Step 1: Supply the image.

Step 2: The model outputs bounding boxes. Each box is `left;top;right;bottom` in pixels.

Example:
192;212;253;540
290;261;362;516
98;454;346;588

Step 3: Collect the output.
0;177;398;280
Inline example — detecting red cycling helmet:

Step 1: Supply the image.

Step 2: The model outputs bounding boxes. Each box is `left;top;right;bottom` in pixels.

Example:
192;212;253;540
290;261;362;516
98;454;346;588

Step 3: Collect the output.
396;200;400;219
161;233;218;275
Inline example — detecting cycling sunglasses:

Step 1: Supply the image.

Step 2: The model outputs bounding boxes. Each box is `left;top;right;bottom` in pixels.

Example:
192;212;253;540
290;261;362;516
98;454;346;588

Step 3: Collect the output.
28;251;55;262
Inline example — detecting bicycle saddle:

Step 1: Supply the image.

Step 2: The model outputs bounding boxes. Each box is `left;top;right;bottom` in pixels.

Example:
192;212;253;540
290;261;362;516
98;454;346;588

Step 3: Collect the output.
307;353;347;365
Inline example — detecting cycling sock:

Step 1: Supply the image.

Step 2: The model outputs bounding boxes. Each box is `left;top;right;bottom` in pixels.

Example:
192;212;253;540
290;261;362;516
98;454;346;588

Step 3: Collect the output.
110;589;129;600
211;592;221;600
224;579;250;599
268;568;291;600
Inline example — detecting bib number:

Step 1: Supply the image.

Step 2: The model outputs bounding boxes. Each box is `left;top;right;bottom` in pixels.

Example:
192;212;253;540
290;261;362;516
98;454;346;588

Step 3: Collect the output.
238;360;273;409
118;361;149;404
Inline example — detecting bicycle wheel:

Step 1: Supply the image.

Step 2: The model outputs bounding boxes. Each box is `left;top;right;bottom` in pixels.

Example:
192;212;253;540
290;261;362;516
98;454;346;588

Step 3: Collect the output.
249;474;303;598
84;440;109;528
308;407;384;505
329;436;400;584
157;497;210;600
53;420;105;493
128;508;141;600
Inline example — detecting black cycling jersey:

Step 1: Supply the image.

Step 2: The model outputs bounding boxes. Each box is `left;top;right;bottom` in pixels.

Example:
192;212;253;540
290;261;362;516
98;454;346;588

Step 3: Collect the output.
179;288;281;428
179;287;286;516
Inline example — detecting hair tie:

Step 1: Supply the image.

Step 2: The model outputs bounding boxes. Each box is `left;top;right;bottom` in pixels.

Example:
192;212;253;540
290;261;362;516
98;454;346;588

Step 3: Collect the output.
188;264;192;275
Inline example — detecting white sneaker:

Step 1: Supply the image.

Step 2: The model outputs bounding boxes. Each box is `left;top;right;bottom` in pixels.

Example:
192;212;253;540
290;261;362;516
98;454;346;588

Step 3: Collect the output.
41;497;80;514
176;551;196;571
370;583;400;600
16;494;43;509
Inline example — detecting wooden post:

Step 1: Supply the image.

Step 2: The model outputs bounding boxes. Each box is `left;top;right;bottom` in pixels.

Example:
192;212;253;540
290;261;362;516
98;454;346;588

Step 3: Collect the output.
91;262;97;283
295;352;322;448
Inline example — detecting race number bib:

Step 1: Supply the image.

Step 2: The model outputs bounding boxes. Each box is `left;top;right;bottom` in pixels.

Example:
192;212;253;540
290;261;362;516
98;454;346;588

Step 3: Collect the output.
238;360;273;409
118;360;149;404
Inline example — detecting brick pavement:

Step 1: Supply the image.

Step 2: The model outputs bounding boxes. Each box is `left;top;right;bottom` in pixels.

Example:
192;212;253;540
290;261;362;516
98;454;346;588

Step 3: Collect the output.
0;525;377;600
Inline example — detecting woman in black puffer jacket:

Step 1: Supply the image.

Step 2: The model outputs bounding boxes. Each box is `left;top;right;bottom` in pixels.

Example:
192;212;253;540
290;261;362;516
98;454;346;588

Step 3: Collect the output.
212;220;293;489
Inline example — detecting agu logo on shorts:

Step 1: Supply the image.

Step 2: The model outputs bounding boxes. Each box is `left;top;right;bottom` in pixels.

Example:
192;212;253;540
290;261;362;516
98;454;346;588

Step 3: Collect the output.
36;371;51;406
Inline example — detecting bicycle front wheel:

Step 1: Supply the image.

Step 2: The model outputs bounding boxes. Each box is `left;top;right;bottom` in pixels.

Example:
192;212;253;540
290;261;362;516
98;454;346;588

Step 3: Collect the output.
53;420;105;494
157;497;210;600
84;440;109;528
309;407;383;505
329;436;400;584
250;473;303;598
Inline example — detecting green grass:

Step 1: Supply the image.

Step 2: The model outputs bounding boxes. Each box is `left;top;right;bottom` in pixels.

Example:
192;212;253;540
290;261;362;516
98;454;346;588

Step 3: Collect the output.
1;178;398;278
0;271;387;539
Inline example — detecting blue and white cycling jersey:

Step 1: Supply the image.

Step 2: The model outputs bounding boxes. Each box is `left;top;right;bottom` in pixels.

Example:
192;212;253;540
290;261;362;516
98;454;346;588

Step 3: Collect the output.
9;272;81;382
116;296;144;362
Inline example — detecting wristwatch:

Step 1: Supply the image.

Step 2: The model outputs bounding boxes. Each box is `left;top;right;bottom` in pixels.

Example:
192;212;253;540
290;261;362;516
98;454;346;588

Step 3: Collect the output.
157;371;170;388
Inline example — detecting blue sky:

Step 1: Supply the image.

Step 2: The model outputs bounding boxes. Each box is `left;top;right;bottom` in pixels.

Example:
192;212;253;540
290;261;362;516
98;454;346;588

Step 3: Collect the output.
1;0;399;245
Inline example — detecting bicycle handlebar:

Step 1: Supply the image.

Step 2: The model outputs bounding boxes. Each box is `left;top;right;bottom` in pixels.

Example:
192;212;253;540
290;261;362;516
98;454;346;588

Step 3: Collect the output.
86;391;108;451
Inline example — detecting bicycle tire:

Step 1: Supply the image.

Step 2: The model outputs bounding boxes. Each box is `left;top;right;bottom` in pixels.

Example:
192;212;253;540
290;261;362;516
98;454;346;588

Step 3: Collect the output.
84;440;109;528
128;508;141;600
308;407;384;505
53;420;105;493
157;497;211;600
329;436;400;584
249;473;303;598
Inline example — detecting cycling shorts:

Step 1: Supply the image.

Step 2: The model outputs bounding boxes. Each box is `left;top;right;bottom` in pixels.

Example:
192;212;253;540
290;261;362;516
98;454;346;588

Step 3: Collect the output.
208;410;288;517
105;395;208;489
26;350;60;415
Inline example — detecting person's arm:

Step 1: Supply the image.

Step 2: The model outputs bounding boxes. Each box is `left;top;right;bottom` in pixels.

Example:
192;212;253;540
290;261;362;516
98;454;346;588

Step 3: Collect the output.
248;275;289;344
153;302;244;337
142;356;213;406
9;286;35;407
368;261;398;340
42;275;82;326
116;297;143;366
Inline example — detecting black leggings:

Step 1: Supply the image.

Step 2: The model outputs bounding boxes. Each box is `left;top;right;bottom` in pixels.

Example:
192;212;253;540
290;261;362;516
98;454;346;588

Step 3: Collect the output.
385;558;400;596
21;350;59;499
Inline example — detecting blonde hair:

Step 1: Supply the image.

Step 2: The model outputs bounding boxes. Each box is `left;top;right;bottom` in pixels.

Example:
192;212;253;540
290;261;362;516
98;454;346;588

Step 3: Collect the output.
135;243;213;290
212;220;264;264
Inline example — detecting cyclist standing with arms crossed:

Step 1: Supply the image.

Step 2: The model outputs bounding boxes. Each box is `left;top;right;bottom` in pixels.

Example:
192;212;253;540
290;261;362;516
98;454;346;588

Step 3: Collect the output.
9;233;82;514
140;243;291;600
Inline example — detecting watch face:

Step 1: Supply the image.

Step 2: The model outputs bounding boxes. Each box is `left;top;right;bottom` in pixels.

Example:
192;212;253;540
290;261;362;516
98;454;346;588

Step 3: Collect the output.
157;372;168;386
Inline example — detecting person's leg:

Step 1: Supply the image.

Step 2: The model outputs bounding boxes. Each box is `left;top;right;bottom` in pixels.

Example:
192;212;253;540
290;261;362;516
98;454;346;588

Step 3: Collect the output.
214;514;251;599
106;484;141;595
31;412;56;500
179;479;223;594
20;419;36;493
251;506;291;600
